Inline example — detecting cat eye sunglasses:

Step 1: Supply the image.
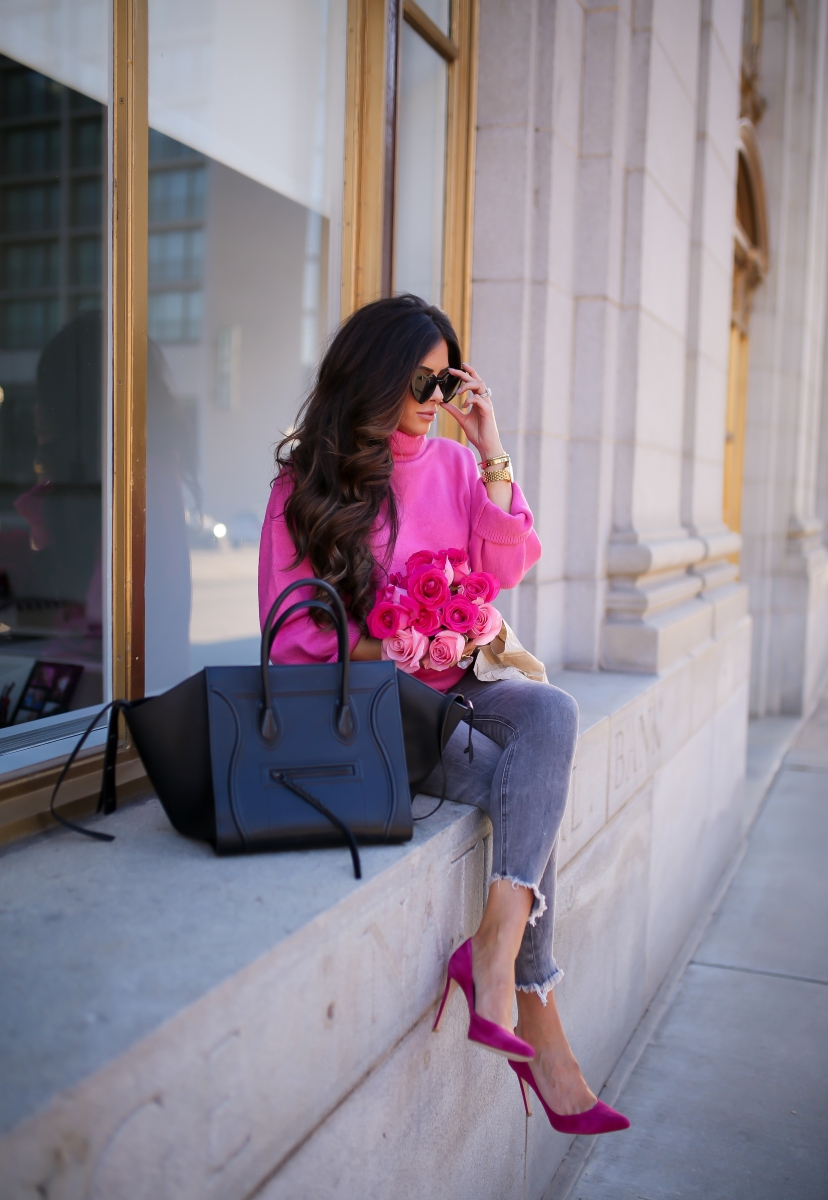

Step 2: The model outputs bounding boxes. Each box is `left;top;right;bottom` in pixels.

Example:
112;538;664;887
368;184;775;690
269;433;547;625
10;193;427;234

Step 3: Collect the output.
410;366;463;405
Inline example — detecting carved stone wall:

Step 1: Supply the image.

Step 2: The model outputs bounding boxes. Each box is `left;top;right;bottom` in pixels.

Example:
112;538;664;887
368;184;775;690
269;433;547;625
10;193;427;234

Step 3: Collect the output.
470;0;749;678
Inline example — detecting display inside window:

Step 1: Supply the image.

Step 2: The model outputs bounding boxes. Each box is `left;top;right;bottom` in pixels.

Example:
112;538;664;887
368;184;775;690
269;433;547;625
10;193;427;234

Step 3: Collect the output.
0;56;105;741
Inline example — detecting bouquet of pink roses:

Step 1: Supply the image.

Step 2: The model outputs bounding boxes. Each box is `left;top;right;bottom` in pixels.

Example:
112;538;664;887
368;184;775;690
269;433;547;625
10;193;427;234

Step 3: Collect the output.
366;548;503;674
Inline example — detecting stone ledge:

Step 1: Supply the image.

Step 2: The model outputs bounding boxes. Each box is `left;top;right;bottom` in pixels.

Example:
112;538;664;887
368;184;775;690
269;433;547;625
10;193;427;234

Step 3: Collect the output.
0;795;490;1197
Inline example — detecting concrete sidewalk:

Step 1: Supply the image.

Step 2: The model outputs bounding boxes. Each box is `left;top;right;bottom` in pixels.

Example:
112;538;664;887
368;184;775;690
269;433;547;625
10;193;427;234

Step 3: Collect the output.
566;693;828;1200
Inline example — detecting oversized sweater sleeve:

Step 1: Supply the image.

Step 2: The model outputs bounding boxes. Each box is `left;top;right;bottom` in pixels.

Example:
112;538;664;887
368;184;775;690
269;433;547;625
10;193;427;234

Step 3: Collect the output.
466;457;542;588
258;474;361;665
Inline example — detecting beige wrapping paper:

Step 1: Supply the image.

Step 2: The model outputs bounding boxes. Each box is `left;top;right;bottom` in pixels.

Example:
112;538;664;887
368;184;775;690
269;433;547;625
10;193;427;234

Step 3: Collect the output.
472;619;549;684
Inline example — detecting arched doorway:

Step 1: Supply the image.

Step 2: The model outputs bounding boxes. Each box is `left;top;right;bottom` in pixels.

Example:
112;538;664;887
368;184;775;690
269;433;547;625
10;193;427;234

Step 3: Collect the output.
723;119;769;546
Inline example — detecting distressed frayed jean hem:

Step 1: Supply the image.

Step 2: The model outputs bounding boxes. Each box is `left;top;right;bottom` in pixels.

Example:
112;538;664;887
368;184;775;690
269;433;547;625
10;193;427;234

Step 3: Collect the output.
516;965;564;1007
490;874;548;927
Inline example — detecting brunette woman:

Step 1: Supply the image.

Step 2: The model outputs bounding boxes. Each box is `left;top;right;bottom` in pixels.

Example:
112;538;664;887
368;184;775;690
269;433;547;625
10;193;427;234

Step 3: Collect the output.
259;295;629;1136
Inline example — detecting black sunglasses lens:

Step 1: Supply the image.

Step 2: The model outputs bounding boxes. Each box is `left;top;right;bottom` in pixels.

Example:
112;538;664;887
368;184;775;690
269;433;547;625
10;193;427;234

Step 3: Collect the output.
412;371;435;403
440;372;460;402
412;369;460;403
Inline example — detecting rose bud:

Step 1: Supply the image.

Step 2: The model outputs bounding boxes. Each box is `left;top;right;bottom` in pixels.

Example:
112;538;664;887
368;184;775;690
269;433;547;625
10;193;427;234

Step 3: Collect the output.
405;549;436;575
460;571;501;603
411;606;444;636
442;595;478;635
408;565;451;611
367;600;410;639
445;548;471;580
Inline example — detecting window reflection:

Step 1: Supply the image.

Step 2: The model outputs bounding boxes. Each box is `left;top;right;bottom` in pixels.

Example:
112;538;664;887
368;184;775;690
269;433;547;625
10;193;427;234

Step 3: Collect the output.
0;55;104;733
145;0;347;693
394;22;448;305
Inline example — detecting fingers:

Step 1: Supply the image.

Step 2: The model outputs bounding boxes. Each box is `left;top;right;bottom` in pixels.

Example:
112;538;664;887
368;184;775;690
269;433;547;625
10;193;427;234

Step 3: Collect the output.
457;388;492;413
450;363;487;399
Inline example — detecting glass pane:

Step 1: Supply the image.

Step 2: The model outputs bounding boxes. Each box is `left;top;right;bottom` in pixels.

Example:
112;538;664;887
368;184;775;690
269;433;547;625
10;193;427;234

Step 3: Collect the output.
394;23;448;306
0;49;107;739
145;1;347;693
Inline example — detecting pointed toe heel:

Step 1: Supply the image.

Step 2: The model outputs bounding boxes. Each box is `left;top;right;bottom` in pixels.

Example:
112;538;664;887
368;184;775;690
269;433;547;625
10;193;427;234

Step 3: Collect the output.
433;939;535;1062
508;1060;630;1135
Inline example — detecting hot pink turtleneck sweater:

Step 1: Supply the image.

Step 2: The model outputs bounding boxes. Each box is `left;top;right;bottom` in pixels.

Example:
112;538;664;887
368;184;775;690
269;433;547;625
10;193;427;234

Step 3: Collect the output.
258;430;542;692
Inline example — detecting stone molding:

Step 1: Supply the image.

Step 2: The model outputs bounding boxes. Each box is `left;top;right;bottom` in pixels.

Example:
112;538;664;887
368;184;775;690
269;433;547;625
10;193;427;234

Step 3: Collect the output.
601;527;747;672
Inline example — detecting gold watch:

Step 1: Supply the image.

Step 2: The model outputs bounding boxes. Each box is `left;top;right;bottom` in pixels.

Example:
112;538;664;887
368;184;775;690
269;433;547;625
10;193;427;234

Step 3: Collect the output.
481;466;513;483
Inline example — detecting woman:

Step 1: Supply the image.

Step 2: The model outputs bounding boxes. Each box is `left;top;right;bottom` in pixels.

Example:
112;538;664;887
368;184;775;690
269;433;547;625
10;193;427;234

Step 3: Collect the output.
259;295;628;1136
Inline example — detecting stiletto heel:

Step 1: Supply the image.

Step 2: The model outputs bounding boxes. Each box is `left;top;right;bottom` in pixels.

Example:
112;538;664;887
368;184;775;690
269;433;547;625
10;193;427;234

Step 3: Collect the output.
432;977;458;1033
432;939;535;1062
508;1060;630;1135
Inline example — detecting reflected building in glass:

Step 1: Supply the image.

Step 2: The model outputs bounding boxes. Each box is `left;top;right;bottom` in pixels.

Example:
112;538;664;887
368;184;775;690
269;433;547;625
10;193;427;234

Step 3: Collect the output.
143;0;347;693
0;55;105;727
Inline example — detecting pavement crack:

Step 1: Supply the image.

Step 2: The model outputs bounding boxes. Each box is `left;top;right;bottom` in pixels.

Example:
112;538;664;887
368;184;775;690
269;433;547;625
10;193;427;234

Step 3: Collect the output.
691;960;828;987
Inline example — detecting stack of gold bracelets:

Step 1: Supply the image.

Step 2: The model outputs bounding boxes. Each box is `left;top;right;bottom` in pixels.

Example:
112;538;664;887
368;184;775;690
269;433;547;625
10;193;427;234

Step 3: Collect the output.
479;453;513;484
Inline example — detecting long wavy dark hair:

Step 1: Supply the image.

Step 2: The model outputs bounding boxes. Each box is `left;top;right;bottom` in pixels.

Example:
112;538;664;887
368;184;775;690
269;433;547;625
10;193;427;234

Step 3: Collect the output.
275;294;461;628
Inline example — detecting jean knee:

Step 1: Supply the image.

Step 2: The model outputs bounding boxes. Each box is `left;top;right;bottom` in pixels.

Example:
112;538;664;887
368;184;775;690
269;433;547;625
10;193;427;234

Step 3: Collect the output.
541;685;578;736
518;684;578;749
553;686;579;739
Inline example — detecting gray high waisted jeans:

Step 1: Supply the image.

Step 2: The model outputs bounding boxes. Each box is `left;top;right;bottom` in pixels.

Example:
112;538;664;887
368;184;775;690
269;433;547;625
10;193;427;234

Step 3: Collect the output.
419;674;579;1004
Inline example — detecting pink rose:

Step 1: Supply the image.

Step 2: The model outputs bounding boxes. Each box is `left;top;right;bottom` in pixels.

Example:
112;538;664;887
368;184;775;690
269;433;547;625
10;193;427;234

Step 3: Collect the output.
381;627;429;674
405;550;435;575
446;549;470;581
460;571;501;603
442;595;478;635
411;606;444;636
367;600;410;639
470;603;503;646
424;629;466;671
408;565;451;611
431;550;454;585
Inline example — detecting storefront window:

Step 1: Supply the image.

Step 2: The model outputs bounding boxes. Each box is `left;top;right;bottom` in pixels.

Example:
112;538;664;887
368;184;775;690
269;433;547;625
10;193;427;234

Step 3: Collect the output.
144;0;348;692
0;9;108;745
395;1;450;304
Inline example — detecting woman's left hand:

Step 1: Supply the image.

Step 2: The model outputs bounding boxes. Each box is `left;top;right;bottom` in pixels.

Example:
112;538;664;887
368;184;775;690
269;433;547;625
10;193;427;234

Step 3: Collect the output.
444;364;504;461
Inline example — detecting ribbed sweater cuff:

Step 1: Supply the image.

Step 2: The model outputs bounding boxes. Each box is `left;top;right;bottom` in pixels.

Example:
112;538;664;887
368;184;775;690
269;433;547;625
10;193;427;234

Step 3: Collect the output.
473;482;535;545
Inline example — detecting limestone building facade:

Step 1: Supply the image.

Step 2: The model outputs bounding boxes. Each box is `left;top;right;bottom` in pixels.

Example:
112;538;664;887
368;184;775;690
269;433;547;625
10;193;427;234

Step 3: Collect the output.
0;2;827;1197
473;0;828;719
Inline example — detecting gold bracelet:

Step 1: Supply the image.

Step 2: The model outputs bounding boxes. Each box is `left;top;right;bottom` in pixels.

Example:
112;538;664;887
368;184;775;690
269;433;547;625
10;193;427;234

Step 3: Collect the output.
480;453;510;469
482;468;513;483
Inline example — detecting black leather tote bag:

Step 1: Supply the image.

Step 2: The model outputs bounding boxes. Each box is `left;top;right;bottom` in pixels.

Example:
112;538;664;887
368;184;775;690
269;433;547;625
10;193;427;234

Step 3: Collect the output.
396;670;474;797
50;579;416;877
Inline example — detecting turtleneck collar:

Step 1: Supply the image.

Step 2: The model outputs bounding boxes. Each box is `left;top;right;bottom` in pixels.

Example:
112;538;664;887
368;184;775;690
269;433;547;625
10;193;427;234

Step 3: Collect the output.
390;429;428;461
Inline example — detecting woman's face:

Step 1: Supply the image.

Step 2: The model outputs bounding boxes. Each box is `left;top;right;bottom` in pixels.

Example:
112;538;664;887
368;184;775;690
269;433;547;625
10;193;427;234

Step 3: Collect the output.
396;338;449;437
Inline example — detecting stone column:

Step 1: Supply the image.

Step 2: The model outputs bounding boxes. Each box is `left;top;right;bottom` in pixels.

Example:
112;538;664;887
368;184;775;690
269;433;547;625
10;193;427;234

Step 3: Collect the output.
743;0;828;714
471;0;585;668
563;0;633;670
681;0;748;635
601;0;745;674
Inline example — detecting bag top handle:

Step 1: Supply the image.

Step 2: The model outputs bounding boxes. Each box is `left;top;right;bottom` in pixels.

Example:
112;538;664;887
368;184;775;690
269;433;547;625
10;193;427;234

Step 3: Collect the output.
260;579;354;741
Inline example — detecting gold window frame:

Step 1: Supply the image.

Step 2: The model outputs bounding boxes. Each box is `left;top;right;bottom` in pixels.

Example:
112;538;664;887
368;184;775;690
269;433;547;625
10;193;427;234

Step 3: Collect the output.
0;0;479;844
342;0;479;356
